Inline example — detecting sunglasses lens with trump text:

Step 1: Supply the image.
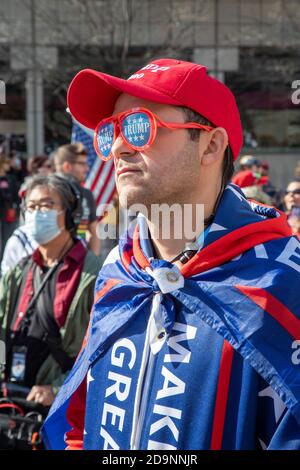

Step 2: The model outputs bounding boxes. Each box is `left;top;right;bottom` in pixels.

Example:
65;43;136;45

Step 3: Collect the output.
94;110;153;161
94;106;213;161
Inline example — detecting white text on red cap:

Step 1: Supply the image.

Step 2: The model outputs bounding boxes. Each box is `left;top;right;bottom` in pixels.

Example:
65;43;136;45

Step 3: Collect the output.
128;64;171;81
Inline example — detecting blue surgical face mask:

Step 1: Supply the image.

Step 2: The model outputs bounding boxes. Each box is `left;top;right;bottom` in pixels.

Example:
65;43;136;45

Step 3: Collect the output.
24;209;63;245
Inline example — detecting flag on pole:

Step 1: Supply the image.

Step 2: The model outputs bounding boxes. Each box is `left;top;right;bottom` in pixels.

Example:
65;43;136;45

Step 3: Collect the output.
71;119;116;213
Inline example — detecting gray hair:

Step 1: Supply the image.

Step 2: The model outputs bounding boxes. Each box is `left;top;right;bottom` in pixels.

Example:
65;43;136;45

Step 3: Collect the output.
25;174;76;211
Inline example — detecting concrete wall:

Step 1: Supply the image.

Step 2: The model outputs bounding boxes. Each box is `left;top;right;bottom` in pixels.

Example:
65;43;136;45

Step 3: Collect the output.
1;0;300;49
0;0;299;160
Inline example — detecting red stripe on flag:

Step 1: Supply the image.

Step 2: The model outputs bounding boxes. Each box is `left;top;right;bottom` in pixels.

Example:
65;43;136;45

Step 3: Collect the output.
210;340;234;450
235;285;300;339
75;278;122;366
90;159;105;193
98;183;115;207
132;225;151;269
94;278;122;303
95;163;115;206
96;185;116;217
121;248;133;272
181;212;292;278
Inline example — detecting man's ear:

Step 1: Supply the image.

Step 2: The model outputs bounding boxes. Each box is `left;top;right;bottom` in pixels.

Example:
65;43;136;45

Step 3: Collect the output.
200;128;228;167
62;161;71;173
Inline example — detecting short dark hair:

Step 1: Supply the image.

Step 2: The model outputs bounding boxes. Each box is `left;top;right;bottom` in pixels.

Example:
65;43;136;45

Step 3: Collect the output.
28;155;50;174
181;107;234;185
53;143;87;172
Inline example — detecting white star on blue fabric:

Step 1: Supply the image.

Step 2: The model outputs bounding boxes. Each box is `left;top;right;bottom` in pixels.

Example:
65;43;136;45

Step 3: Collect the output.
209;223;227;233
258;386;286;423
87;368;95;393
226;185;247;202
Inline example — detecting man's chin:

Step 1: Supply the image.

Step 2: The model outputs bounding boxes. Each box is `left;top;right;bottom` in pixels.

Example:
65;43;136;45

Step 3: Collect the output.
118;188;152;212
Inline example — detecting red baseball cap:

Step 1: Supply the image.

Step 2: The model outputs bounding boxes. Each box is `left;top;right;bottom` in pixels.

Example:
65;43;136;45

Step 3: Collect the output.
232;170;268;188
68;58;243;160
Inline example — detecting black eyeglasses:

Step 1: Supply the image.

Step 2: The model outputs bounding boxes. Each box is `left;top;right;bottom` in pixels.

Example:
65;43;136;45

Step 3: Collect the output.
25;201;62;213
285;189;300;196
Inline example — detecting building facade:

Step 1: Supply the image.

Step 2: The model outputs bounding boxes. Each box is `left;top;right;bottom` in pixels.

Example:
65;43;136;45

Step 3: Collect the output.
0;0;299;187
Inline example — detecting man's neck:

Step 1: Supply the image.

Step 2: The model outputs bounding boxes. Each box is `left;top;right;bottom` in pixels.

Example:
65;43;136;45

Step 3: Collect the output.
38;232;74;267
145;189;220;266
146;210;207;266
60;171;80;184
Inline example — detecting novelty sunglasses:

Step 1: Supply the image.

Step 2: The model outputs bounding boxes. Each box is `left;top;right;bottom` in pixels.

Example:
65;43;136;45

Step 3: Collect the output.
93;107;213;161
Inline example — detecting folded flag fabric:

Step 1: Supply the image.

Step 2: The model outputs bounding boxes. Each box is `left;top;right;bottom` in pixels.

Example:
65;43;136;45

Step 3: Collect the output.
43;184;300;450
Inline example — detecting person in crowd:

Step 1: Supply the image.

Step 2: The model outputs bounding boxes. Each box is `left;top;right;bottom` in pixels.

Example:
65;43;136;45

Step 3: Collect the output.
0;174;102;406
232;155;266;194
0;223;38;277
283;178;300;215
28;155;54;177
1;155;54;276
7;152;27;186
294;161;300;178
232;158;281;206
258;160;269;177
44;58;300;450
235;155;261;173
257;160;279;205
232;169;271;204
19;155;54;199
53;144;100;256
0;153;19;262
287;207;300;238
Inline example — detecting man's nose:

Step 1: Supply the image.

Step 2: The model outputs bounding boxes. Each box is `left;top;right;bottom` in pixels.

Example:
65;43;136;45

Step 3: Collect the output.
111;134;137;160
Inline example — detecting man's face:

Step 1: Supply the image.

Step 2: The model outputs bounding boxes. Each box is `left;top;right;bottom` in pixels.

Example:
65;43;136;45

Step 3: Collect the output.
64;154;89;183
111;94;201;209
250;164;259;173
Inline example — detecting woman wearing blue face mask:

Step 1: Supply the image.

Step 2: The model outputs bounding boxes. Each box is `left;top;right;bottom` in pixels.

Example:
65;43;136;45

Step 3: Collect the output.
24;195;66;247
1;155;55;277
0;175;102;415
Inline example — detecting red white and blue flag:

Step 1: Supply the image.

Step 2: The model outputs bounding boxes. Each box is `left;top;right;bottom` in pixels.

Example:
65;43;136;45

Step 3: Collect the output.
71;119;116;211
43;184;300;450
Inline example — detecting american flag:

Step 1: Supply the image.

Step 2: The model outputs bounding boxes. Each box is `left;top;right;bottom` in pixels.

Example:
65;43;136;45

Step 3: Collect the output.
71;119;116;214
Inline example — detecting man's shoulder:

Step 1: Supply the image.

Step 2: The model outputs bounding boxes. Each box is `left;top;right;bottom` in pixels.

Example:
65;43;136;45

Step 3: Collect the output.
219;235;300;294
80;187;97;221
81;186;94;199
259;235;300;271
239;235;300;295
57;173;91;197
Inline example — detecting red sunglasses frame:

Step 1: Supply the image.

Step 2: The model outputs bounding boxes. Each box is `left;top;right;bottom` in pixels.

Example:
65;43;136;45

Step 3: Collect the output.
93;107;213;161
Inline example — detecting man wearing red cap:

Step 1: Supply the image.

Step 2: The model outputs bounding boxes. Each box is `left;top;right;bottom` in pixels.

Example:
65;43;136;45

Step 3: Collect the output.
43;59;300;450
